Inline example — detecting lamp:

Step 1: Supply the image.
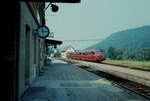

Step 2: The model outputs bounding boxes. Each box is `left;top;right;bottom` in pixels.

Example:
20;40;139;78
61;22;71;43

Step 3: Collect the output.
44;3;59;12
51;4;59;12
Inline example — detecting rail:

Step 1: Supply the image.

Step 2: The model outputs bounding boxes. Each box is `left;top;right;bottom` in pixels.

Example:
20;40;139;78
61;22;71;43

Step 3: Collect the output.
60;58;150;88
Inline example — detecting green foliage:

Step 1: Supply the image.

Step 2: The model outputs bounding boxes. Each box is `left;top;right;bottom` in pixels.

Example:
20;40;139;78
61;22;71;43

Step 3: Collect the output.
107;46;123;60
107;46;116;59
135;48;150;61
115;49;123;60
107;46;150;61
54;49;61;57
127;53;136;60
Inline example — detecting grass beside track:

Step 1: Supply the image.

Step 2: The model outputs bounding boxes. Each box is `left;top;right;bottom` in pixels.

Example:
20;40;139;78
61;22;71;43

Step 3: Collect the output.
102;60;150;70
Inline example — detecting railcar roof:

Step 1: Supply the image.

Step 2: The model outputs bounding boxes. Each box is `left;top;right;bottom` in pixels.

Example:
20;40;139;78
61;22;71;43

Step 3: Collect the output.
67;49;104;54
77;49;104;53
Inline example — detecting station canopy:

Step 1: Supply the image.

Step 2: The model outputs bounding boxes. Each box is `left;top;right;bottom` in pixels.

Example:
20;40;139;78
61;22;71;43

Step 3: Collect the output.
20;0;81;3
45;39;62;46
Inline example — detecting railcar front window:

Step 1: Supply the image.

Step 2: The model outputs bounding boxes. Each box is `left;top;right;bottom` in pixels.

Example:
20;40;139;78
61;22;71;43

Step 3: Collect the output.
95;51;105;55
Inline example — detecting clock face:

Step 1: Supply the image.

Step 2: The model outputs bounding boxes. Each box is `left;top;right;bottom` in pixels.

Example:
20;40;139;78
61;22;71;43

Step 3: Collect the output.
37;26;50;38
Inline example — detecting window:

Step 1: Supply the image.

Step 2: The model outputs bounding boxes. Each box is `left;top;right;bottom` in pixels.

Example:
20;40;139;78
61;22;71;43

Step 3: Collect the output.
91;52;95;55
95;51;105;55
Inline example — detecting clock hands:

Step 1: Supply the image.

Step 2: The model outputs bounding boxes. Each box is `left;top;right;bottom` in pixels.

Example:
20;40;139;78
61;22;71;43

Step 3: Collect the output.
37;26;50;38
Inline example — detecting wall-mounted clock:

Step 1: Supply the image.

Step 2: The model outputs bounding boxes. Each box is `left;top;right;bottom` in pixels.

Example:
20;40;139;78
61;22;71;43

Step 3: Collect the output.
37;26;50;38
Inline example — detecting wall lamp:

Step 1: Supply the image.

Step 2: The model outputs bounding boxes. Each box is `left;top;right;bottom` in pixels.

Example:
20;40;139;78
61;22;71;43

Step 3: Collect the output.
44;2;59;12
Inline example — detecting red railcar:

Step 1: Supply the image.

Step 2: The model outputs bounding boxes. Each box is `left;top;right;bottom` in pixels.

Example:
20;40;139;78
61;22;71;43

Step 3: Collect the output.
66;50;105;62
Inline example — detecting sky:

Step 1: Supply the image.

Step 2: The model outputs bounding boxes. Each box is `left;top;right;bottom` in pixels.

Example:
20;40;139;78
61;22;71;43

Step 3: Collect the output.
45;0;150;50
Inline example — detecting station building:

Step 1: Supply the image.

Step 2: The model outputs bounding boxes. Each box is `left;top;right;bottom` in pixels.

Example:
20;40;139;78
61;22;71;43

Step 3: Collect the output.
5;0;80;101
6;1;46;101
18;2;46;98
61;45;75;58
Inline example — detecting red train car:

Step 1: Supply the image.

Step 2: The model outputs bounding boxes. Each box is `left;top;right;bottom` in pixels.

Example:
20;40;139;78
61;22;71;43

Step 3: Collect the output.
66;50;105;62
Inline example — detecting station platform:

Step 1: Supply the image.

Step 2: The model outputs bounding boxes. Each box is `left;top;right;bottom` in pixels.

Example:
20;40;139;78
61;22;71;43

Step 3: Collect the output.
21;59;148;101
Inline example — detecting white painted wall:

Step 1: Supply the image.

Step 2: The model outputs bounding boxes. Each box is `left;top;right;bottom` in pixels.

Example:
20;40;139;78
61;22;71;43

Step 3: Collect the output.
61;47;75;58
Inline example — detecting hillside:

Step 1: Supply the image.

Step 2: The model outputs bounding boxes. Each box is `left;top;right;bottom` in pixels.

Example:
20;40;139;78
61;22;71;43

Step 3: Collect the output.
86;26;150;52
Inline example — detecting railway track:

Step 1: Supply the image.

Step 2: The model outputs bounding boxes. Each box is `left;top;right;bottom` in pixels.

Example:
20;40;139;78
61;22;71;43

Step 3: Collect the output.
60;58;150;100
60;58;150;72
101;62;150;72
77;65;150;100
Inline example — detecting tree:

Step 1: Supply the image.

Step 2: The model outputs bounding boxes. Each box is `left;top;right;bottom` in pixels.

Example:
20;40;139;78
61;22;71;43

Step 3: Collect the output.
107;46;116;59
127;53;136;60
115;49;123;60
135;48;150;61
54;49;61;57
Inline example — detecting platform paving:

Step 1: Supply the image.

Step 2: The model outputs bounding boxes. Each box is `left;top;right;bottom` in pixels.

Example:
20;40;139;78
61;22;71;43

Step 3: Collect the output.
21;59;149;101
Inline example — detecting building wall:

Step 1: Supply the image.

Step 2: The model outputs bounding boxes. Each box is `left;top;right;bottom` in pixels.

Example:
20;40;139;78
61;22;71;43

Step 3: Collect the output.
6;1;21;101
61;47;75;58
18;2;45;98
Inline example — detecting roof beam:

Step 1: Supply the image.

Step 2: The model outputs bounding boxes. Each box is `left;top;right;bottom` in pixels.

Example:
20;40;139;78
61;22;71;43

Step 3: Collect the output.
19;0;81;3
45;39;63;46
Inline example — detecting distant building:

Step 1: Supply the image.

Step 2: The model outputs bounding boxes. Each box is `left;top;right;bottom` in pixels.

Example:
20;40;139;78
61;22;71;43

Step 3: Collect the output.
61;46;75;58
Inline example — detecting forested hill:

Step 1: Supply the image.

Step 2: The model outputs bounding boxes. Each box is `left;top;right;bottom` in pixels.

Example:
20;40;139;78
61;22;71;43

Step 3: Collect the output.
86;25;150;52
